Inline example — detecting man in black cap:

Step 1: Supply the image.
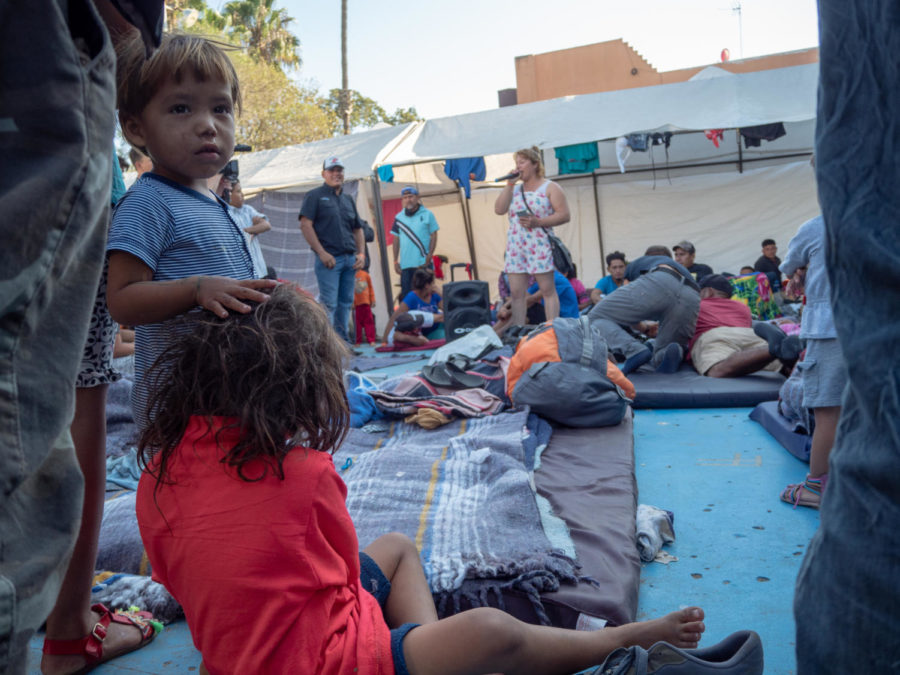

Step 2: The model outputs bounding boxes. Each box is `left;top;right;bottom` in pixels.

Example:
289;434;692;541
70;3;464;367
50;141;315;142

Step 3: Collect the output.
673;240;714;280
298;156;367;342
689;275;800;377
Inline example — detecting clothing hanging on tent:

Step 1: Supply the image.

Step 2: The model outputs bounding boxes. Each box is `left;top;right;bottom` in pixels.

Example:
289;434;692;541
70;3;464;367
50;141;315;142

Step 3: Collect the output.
740;122;786;148
554;142;599;174
626;133;650;152
381;198;402;245
705;129;725;148
377;165;394;182
443;157;485;198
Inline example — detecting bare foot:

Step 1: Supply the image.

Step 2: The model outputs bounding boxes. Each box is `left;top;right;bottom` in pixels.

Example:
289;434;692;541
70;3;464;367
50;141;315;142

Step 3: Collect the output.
613;607;706;650
41;607;152;675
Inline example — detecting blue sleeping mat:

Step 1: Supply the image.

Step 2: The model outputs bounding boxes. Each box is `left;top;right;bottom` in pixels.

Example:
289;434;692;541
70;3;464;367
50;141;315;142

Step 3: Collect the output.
628;364;784;409
748;400;812;462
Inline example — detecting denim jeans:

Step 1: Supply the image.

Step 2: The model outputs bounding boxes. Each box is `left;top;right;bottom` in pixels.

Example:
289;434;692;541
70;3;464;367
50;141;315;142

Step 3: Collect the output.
794;1;900;671
315;253;357;342
588;269;699;369
0;0;116;670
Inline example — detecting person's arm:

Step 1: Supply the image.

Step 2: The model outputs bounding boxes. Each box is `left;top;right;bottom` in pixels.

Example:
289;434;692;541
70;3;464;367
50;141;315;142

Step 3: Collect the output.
352;227;365;270
382;301;409;343
244;215;270;236
393;236;401;275
106;251;277;325
590;287;604;305
427;230;438;260
367;277;376;308
493;179;517;215
532;181;571;228
780;220;816;278
432;297;444;323
299;216;336;269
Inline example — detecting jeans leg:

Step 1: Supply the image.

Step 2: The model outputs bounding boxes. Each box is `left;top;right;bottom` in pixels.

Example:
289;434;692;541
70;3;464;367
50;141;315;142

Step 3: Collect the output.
400;268;415;301
795;1;900;672
0;0;116;669
334;256;356;343
314;257;340;330
589;319;646;362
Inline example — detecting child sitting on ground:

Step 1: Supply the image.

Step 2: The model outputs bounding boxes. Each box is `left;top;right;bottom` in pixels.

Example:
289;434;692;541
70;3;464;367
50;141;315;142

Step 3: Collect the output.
135;284;706;675
383;267;443;346
106;32;276;430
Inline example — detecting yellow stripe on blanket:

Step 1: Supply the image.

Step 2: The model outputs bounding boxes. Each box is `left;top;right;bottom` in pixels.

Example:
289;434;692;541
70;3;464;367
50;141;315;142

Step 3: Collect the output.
415;419;466;550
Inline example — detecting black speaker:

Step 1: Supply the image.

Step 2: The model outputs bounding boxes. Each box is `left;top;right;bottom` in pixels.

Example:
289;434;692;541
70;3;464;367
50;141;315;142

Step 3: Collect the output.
443;280;491;341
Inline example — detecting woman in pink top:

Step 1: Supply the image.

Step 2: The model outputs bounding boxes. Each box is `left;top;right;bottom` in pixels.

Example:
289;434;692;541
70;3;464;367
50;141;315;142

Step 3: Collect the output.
494;147;572;326
136;285;708;675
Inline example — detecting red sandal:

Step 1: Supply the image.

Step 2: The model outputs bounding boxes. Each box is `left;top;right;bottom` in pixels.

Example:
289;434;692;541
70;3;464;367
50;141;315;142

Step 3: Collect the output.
42;603;158;673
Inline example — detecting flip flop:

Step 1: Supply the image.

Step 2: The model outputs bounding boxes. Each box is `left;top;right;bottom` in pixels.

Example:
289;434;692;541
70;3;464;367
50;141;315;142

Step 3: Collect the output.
421;364;453;387
444;361;485;389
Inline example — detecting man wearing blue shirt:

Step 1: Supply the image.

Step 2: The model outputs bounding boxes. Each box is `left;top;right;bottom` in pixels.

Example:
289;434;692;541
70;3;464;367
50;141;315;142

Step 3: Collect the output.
526;269;580;321
299;156;366;342
591;250;628;304
391;186;439;299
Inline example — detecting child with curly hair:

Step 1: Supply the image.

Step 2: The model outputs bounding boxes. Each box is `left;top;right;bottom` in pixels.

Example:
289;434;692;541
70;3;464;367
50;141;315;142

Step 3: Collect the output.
135;285;706;674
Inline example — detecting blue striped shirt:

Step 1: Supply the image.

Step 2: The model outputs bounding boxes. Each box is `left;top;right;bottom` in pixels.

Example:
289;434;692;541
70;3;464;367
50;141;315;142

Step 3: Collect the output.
108;173;254;428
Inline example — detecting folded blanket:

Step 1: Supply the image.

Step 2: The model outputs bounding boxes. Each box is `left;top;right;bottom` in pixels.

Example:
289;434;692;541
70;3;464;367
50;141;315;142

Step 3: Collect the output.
336;409;579;622
92;571;182;624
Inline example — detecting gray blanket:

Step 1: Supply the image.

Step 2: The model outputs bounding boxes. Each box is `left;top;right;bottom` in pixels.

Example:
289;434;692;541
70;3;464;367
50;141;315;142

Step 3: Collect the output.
335;409;579;612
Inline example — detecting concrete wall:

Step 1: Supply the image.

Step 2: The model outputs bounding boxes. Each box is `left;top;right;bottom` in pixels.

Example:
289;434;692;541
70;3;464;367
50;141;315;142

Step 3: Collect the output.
515;39;818;103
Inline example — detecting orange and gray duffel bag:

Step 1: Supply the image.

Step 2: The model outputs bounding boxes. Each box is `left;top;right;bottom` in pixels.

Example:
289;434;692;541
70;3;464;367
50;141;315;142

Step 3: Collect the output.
506;316;633;427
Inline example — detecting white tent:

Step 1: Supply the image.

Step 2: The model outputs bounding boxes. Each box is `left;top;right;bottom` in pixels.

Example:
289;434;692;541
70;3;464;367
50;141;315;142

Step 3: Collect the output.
239;63;820;323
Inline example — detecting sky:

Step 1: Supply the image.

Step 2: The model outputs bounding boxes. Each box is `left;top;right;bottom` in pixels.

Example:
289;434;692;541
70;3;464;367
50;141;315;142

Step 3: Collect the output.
212;0;819;120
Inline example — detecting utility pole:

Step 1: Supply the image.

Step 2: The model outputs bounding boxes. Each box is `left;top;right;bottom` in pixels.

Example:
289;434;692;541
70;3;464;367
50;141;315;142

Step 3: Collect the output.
340;0;350;135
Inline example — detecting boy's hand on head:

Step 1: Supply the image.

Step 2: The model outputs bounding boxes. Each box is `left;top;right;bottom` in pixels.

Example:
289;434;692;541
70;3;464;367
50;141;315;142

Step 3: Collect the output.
194;276;278;317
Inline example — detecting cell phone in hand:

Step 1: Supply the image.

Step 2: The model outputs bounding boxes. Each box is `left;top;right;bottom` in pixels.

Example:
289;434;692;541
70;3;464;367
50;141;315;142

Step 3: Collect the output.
516;210;530;218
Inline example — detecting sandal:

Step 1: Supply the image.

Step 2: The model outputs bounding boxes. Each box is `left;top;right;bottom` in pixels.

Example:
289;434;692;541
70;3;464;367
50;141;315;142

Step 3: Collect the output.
42;603;159;674
780;473;827;509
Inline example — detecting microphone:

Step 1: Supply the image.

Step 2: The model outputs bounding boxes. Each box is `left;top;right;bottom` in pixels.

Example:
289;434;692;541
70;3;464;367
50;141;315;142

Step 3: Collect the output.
494;171;520;183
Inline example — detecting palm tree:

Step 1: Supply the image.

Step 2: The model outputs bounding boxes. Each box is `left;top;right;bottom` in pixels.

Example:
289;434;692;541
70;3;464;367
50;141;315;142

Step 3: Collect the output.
224;0;301;70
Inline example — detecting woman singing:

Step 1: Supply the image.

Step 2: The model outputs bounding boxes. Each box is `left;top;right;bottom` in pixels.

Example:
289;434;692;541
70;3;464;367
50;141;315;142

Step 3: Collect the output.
494;146;571;325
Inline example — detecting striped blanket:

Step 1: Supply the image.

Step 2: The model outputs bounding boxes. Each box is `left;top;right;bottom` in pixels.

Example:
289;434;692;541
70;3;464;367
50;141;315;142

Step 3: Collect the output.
335;409;580;612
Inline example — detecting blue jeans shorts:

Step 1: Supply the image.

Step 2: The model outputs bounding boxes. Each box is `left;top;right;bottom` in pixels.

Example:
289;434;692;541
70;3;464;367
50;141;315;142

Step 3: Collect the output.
359;552;419;675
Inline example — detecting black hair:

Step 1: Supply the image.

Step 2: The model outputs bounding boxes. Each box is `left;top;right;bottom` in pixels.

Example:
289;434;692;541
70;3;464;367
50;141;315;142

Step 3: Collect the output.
645;245;672;258
762;239;776;247
606;251;626;266
412;267;435;291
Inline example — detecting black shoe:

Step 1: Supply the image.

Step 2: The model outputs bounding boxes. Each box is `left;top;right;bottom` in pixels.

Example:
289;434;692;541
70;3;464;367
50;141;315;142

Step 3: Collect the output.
591;630;764;675
753;321;786;358
654;343;684;374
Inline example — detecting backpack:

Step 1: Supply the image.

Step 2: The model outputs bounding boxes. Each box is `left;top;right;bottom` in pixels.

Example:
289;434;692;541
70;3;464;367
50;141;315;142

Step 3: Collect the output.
507;316;633;427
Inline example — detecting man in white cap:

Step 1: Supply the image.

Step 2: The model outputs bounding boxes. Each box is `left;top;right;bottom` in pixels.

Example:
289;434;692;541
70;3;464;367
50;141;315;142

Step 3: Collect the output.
391;186;439;300
298;156;367;342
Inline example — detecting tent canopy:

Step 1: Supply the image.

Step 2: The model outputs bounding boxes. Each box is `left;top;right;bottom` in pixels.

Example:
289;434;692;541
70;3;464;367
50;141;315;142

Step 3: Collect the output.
381;63;818;166
238;122;415;194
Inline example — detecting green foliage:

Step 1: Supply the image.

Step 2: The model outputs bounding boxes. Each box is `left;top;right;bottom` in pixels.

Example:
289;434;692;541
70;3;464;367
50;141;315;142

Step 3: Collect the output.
223;0;301;69
324;89;423;134
231;53;332;149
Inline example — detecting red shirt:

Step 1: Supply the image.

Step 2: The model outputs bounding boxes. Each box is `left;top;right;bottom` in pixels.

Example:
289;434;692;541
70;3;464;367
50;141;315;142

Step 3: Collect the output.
688;296;753;352
136;417;393;675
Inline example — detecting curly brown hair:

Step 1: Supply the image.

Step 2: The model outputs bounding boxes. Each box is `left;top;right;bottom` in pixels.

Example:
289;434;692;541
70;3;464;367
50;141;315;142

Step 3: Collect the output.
138;285;349;486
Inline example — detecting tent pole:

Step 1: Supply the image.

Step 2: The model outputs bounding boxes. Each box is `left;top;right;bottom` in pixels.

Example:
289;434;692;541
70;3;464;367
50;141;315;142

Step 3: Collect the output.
371;170;395;309
457;184;480;279
737;130;744;174
592;170;605;267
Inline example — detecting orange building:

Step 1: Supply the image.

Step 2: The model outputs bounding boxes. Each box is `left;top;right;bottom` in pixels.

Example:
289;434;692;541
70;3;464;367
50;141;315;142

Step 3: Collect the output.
513;39;818;104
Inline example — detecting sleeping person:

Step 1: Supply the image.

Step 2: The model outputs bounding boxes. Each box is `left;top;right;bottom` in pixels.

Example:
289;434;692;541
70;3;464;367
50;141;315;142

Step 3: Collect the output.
383;268;443;346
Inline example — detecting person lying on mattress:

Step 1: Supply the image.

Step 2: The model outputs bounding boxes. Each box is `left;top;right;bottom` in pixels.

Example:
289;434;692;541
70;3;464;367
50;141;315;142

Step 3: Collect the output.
382;267;443;346
688;274;802;378
135;284;710;675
